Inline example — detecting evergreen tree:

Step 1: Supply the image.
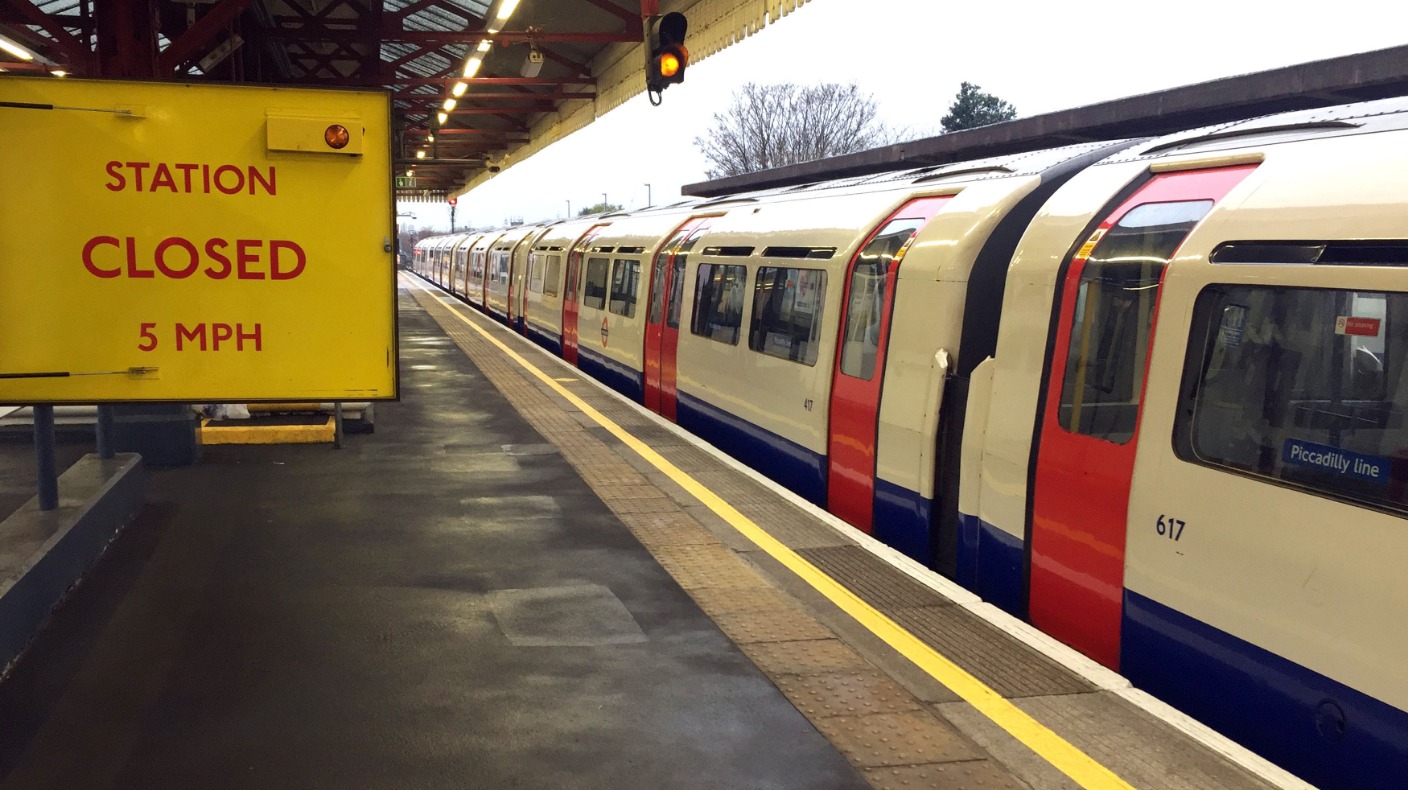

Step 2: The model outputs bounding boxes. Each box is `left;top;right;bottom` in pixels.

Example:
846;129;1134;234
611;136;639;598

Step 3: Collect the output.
578;202;623;216
940;82;1017;133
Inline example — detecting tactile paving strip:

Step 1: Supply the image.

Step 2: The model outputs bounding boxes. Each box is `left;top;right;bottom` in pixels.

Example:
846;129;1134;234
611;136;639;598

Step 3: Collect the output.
775;671;923;718
649;543;774;591
863;760;1030;790
798;546;953;610
811;710;985;768
711;609;836;644
888;606;1094;698
741;639;874;676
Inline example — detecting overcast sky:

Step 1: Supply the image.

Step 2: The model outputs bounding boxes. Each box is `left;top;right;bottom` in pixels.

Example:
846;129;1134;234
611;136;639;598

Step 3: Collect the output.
398;0;1405;231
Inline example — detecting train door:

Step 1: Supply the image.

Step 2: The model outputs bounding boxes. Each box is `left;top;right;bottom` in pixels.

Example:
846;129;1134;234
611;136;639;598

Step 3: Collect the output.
513;230;548;335
1029;164;1257;670
644;217;712;417
563;224;607;365
827;198;951;532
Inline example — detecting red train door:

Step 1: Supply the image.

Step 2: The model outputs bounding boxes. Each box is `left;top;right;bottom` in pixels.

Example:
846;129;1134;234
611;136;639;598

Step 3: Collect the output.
827;197;951;531
562;225;606;365
644;217;712;417
1029;164;1257;670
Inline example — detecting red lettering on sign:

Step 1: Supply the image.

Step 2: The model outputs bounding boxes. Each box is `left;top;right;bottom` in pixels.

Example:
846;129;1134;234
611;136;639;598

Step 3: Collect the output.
176;322;205;351
269;240;305;280
214;165;244;195
210;323;234;350
105;161;125;192
205;238;232;279
125;236;153;278
82;236;305;280
236;239;265;279
249;167;276;196
236;323;262;351
175;163;198;192
82;236;121;278
149;163;177;193
154;237;199;278
124;161;149;191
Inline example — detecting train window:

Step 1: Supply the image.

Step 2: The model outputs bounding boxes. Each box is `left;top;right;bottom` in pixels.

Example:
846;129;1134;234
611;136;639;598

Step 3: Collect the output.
650;230;689;324
749;267;826;365
583;257;609;309
691;263;747;345
1176;285;1407;513
840;219;921;379
1058;200;1213;443
668;227;709;330
610;259;640;317
529;254;546;293
543;255;561;298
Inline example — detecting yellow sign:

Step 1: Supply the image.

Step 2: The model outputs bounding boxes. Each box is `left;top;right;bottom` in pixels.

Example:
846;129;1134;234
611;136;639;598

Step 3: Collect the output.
0;77;397;403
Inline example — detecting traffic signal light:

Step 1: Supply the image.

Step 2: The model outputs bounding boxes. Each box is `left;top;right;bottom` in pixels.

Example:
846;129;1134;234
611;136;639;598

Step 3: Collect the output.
646;12;688;105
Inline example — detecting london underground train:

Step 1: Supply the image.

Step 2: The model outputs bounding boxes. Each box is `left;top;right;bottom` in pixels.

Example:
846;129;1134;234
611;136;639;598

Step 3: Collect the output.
414;97;1408;787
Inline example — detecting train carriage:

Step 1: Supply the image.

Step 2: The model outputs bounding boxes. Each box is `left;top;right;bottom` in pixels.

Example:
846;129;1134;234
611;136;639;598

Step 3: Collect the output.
522;218;607;356
564;211;703;402
965;99;1408;787
484;225;543;324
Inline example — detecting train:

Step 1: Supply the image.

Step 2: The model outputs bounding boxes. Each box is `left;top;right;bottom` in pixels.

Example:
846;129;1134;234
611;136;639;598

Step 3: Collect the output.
410;97;1408;788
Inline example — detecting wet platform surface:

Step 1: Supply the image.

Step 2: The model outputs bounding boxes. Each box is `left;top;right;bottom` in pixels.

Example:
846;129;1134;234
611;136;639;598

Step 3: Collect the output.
0;292;863;789
0;280;1300;790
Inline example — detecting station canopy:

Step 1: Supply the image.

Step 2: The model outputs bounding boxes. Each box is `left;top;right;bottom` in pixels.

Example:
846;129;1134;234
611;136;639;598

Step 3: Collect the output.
0;0;812;200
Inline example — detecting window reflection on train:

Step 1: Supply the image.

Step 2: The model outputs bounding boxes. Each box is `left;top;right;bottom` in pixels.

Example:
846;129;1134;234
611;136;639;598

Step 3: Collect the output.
1179;285;1405;512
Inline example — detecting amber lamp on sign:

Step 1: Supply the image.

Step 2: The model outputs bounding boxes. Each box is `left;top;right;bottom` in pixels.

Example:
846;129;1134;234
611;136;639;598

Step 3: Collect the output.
324;124;350;149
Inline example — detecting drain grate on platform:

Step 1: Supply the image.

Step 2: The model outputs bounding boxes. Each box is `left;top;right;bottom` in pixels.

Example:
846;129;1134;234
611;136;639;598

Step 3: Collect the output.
798;546;952;610
490;584;647;647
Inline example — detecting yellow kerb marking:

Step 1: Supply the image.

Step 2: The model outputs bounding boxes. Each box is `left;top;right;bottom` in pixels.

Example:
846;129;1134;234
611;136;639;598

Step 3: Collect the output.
407;276;1135;790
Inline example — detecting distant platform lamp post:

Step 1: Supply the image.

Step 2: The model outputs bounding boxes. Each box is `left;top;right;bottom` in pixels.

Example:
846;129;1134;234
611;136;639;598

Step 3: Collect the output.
566;199;571;217
602;192;608;211
645;183;652;206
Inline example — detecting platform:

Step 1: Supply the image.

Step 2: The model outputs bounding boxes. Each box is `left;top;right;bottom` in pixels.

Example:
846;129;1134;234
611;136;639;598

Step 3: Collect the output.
0;280;1304;789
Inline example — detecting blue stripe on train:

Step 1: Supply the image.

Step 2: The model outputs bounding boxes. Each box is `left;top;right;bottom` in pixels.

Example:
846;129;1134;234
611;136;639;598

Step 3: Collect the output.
676;391;826;506
956;513;1026;618
873;479;931;563
1123;590;1408;789
524;321;562;357
576;347;643;403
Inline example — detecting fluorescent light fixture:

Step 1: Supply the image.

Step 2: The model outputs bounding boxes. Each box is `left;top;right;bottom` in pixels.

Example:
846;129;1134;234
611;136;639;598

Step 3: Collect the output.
0;35;36;61
443;98;457;111
494;0;521;23
477;40;492;53
462;56;483;78
50;69;66;77
451;82;467;97
437;112;448;124
416;150;426;159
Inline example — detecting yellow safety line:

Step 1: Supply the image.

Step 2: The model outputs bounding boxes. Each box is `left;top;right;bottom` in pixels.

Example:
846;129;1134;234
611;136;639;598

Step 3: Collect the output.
405;276;1135;790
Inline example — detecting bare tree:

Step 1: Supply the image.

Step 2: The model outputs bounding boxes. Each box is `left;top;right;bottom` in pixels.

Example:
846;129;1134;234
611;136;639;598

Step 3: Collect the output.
694;82;897;178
